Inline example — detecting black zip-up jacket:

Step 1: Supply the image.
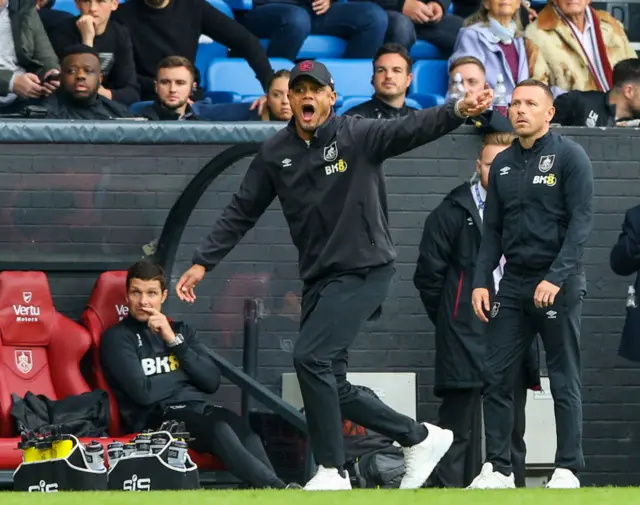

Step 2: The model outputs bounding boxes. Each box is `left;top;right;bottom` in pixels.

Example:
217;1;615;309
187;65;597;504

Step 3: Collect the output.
139;102;201;121
414;182;540;394
192;101;465;283
552;90;622;127
343;94;416;119
43;91;132;120
100;315;221;433
473;131;594;290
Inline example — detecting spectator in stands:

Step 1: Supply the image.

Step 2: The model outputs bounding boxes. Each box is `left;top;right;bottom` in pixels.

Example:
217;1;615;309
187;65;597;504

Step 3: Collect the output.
448;56;512;133
49;0;139;105
36;0;74;33
101;260;300;490
365;0;464;58
414;132;539;488
260;69;292;121
449;0;534;102
236;0;388;61
139;56;200;121
0;0;60;115
113;0;274;102
43;44;131;119
343;43;416;119
525;0;637;96
552;58;640;127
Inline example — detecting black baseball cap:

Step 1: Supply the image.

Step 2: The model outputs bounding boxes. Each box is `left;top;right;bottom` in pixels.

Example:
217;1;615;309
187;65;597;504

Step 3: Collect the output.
289;60;335;89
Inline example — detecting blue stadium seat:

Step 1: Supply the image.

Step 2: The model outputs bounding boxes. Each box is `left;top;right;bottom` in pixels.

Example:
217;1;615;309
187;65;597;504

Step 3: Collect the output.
224;0;252;10
53;0;79;15
196;43;229;89
407;92;446;108
129;101;153;113
205;0;234;16
206;58;295;98
202;91;243;104
409;60;449;97
260;35;346;60
316;59;373;98
410;41;443;60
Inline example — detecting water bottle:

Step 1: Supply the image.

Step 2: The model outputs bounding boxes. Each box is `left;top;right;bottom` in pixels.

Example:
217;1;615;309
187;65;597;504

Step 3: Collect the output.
123;441;136;458
494;74;508;117
107;441;125;467
84;441;105;471
151;434;169;454
36;439;52;461
166;440;188;469
135;433;152;455
450;72;466;102
627;285;637;308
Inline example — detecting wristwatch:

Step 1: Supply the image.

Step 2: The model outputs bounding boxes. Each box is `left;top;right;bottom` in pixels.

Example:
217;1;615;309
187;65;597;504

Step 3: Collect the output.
167;333;184;347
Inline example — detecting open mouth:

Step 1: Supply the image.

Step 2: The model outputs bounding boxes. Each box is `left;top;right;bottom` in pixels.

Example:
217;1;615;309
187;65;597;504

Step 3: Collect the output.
301;104;315;121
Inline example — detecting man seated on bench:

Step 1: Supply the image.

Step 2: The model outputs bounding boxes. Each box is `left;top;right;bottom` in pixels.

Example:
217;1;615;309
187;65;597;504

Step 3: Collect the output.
100;259;298;489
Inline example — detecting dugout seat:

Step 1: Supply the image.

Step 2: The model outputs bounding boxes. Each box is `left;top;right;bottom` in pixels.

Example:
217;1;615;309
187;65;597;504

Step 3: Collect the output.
0;271;92;469
80;272;225;471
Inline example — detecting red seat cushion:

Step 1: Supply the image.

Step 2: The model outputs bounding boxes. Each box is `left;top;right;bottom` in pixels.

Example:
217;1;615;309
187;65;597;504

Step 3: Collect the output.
79;271;225;472
0;271;91;437
80;271;128;436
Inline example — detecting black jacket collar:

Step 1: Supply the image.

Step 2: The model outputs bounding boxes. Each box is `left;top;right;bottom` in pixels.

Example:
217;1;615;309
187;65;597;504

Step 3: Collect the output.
286;111;340;147
368;94;411;118
150;101;198;121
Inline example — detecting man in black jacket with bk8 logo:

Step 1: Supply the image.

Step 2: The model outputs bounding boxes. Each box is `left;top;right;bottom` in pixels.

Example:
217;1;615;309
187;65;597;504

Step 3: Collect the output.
176;60;494;491
470;80;594;490
414;132;540;488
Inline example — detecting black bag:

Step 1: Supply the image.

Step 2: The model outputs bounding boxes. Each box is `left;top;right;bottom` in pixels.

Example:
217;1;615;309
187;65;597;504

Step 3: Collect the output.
342;385;405;488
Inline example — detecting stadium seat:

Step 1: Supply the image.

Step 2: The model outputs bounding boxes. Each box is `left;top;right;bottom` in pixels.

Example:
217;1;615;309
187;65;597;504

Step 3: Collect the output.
409;59;449;97
259;35;347;60
52;0;79;15
0;271;92;468
408;92;446;108
206;0;234;15
316;59;374;98
409;41;443;60
206;58;295;98
79;272;225;471
129;101;153;113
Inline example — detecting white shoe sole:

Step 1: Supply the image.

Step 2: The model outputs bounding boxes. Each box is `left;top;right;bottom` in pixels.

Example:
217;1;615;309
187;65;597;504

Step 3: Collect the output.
400;426;454;489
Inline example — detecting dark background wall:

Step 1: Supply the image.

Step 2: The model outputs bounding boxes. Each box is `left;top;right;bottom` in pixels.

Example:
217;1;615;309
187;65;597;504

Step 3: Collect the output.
2;125;639;485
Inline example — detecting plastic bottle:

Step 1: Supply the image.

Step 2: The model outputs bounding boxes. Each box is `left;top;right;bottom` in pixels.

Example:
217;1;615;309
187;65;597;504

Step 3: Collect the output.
107;441;125;467
36;439;52;461
123;441;136;458
166;440;188;469
84;441;106;471
494;74;508;117
449;72;466;102
150;434;169;455
134;433;152;455
627;285;637;308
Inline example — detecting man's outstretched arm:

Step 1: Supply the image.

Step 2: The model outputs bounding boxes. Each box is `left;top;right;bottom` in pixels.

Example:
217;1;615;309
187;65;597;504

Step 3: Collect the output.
353;89;493;163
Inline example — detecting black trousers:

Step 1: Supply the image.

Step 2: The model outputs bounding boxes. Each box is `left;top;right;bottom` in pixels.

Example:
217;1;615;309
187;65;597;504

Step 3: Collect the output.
162;405;285;489
432;369;528;488
293;263;427;468
483;271;586;476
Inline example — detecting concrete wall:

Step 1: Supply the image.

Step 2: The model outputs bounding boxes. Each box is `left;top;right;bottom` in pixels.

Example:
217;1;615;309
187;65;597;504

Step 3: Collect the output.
2;126;639;485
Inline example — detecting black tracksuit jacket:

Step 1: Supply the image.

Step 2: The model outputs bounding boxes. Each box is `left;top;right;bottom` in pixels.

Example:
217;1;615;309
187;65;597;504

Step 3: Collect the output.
100;316;221;433
552;90;619;127
414;182;540;394
472;131;594;290
192;101;465;283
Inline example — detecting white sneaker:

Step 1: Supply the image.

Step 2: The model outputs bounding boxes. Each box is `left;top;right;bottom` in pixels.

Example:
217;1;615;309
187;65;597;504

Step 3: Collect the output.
546;468;580;489
303;465;352;491
467;462;516;489
399;422;454;489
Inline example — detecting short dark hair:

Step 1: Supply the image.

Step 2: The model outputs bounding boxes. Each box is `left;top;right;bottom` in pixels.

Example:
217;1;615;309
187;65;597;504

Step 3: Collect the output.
61;44;101;66
267;69;291;90
612;58;640;88
126;259;167;292
449;56;485;75
373;43;413;73
513;79;554;102
157;55;195;81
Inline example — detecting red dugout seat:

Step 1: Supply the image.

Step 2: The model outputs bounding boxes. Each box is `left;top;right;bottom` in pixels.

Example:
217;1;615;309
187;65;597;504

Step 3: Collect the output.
80;272;225;471
0;271;92;469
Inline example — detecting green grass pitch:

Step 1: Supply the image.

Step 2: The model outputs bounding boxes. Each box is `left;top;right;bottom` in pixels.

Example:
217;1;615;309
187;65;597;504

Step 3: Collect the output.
2;488;640;505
